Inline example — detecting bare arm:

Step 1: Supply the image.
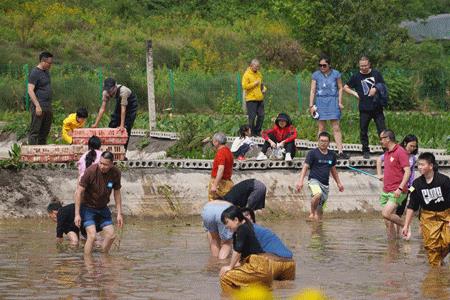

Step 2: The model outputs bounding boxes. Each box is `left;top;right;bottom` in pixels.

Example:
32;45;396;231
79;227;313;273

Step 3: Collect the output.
93;93;108;127
309;80;316;113
211;165;225;192
27;83;42;115
74;184;85;228
119;105;126;129
376;156;383;180
337;78;343;108
394;166;411;198
220;250;242;276
402;208;415;236
343;84;359;99
330;166;344;192
113;189;123;228
296;163;309;191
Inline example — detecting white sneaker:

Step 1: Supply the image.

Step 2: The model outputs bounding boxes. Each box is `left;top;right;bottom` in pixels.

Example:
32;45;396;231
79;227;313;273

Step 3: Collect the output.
256;152;268;160
285;153;292;161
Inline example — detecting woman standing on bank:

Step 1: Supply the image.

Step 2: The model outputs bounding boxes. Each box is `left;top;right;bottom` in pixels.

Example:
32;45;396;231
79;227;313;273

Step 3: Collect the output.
309;55;349;159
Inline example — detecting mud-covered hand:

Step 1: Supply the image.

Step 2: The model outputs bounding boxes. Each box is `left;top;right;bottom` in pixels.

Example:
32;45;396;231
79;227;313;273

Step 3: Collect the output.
74;214;81;228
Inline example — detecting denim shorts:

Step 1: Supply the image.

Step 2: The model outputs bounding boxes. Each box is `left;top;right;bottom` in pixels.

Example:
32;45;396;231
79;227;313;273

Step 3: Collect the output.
80;205;113;229
201;202;233;241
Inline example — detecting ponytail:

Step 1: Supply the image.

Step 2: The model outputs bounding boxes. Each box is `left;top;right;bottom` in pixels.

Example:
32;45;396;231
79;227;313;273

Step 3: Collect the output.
85;135;101;168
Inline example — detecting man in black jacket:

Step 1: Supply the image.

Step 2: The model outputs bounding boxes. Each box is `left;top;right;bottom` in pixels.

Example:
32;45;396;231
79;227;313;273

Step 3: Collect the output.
344;56;386;159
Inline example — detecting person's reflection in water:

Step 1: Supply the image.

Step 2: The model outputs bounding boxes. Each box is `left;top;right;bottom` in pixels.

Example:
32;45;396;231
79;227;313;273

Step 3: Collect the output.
421;267;450;300
83;255;119;300
308;222;328;261
384;240;401;263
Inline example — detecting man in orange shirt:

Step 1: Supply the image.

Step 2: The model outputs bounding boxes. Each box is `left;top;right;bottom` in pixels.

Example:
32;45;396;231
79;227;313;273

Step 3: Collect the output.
208;132;234;200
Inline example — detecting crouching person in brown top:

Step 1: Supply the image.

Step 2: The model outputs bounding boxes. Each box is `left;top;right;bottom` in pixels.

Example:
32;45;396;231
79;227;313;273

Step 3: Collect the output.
74;151;123;256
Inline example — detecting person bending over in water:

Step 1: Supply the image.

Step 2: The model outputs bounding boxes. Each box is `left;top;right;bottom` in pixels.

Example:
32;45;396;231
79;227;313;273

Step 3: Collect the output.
201;200;233;259
241;208;296;281
219;206;272;295
47;202;81;245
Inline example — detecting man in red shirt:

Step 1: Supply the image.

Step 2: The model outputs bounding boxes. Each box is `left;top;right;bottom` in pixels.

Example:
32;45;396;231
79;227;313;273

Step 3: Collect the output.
378;129;411;239
208;132;234;200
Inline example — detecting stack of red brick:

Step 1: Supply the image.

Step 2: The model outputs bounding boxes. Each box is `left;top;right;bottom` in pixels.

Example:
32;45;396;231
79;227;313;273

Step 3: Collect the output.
21;128;127;163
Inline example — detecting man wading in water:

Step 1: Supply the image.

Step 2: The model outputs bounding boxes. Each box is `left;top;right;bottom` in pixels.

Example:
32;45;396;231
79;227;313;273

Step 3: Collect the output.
74;151;123;256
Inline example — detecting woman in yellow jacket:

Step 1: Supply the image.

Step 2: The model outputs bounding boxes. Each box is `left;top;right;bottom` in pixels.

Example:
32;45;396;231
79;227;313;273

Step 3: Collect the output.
242;59;267;136
61;108;88;144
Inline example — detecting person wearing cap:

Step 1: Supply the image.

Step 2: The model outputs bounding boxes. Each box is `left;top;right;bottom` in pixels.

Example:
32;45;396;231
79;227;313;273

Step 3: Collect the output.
257;113;297;161
92;78;138;150
309;55;349;159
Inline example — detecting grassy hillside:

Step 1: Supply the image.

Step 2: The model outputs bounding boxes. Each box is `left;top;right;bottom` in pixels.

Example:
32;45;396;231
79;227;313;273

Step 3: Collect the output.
0;0;448;114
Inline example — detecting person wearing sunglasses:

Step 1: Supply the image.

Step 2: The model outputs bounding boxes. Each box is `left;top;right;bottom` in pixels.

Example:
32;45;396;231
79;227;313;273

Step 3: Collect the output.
309;55;349;159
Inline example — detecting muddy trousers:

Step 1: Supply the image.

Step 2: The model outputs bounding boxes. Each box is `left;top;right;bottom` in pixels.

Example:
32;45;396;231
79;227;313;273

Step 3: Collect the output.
268;258;296;281
220;255;272;295
28;110;52;145
420;209;450;266
208;178;234;201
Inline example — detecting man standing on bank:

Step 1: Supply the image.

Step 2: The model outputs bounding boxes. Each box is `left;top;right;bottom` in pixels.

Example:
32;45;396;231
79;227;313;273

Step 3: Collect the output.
28;51;53;145
74;151;123;256
242;59;267;136
92;78;138;151
344;56;386;159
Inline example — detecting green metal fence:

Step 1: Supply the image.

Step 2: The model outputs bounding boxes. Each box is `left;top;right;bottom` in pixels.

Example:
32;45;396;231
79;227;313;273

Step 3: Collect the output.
0;64;447;114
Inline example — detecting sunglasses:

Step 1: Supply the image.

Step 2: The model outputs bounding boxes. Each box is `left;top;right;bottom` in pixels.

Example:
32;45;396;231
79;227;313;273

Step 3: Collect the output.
318;64;328;68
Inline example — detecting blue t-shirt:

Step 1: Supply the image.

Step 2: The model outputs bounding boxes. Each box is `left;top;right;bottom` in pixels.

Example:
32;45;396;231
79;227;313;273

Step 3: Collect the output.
253;224;293;259
305;148;337;186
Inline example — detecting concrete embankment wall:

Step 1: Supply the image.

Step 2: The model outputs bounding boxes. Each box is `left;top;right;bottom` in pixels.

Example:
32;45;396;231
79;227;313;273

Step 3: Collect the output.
1;168;449;218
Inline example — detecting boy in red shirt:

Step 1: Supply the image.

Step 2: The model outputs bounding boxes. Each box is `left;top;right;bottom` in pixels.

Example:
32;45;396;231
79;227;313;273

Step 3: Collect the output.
258;113;297;161
209;132;234;200
378;129;411;239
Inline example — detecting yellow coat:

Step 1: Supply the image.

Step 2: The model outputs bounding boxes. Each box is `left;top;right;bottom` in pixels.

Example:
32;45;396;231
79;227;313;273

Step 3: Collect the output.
242;67;264;101
62;113;85;144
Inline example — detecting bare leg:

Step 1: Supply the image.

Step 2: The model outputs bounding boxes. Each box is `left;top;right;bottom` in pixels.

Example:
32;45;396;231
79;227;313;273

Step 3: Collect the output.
218;240;232;260
330;120;343;153
318;120;326;137
66;231;79;246
208;232;221;258
101;225;116;254
310;193;322;221
382;203;404;227
315;206;324;221
84;225;97;256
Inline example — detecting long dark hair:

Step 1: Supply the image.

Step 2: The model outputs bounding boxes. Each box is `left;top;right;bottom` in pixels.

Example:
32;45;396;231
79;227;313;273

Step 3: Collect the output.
85;136;101;168
221;206;253;228
400;134;419;155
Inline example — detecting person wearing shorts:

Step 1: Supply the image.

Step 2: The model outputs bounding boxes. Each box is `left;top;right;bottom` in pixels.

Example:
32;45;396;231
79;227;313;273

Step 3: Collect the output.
296;131;344;221
378;130;411;240
74;151;124;256
201;200;233;259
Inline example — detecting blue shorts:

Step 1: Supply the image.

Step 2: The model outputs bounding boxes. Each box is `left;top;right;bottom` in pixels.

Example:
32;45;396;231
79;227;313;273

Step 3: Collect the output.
201;202;233;241
81;206;113;229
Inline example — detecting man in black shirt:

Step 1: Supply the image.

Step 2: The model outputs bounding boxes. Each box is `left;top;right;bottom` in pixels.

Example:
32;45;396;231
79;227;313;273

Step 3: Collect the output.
402;153;450;266
296;131;344;221
344;56;386;159
28;51;53;145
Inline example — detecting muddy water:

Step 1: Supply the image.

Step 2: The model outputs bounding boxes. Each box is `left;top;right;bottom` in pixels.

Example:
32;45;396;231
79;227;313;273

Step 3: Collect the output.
0;217;449;300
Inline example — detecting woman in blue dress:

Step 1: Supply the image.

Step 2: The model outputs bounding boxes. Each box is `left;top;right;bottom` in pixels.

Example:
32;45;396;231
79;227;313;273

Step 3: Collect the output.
309;55;349;159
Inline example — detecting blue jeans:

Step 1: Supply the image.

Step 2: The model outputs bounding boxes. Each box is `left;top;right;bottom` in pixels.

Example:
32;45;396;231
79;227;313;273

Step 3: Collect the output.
81;206;113;229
